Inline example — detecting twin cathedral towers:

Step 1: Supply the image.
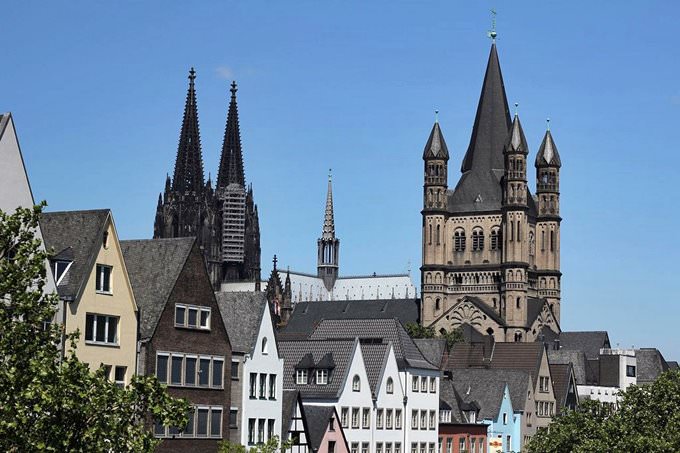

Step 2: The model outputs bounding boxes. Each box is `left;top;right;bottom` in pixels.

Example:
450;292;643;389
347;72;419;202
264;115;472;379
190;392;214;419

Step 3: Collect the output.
155;41;563;341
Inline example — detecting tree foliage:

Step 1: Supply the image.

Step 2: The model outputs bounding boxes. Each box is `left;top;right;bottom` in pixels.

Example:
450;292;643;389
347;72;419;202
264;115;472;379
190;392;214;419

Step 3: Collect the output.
526;369;680;453
404;322;464;348
218;435;293;453
0;204;189;452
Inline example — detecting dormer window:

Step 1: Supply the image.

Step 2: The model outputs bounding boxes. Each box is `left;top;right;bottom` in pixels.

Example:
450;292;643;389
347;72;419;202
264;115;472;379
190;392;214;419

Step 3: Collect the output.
316;369;328;385
53;260;72;285
296;369;308;385
465;411;476;423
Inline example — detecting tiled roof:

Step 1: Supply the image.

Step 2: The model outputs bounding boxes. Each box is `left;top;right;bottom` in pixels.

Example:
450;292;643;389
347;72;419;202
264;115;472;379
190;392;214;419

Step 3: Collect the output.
549;363;572;414
446;342;544;386
280;299;419;341
279;339;358;399
448;368;530;419
120;238;195;340
309;319;437;370
303;405;336;451
547;349;589;385
414;338;447;368
439;378;463;423
557;331;611;360
361;343;390;395
281;390;300;440
214;291;268;354
41;210;110;300
635;348;670;385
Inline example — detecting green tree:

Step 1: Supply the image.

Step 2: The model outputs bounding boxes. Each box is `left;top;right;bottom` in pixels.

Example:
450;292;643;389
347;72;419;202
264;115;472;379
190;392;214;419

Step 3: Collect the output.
526;369;680;453
0;204;189;452
218;435;293;453
405;322;464;348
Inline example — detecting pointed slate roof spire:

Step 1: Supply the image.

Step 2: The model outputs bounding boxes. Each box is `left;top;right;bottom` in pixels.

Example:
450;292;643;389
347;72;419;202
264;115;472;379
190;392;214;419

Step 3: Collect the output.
422;119;450;160
172;68;205;194
217;81;245;189
460;43;512;173
536;127;562;167
504;113;528;155
322;170;335;240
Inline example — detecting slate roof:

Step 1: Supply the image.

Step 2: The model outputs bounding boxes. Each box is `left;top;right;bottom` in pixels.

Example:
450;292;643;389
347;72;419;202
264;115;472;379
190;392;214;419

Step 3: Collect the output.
309;318;437;370
280;299;419;341
535;130;562;167
557;331;611;360
279;339;357;399
635;348;670;385
281;390;301;439
439;378;463;423
414;338;448;368
120;238;195;340
303;405;336;451
549;363;573;414
547;349;590;385
360;343;390;395
527;297;549;327
214;291;268;354
446;342;544;386
41;210;110;300
668;361;679;370
448;369;530;419
423;121;449;159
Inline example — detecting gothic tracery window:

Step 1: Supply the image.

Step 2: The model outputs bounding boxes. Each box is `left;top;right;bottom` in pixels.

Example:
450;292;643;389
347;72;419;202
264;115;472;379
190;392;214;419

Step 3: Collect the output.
490;227;501;251
472;228;484;252
454;228;466;252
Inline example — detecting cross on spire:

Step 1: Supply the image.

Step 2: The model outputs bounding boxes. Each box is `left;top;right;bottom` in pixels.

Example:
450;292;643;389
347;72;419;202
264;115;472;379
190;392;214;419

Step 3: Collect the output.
230;81;238;99
273;254;278;270
189;67;196;82
487;9;498;41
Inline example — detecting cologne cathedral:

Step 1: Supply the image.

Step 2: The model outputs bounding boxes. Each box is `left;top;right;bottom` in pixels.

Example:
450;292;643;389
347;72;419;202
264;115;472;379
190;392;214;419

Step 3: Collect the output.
154;69;261;289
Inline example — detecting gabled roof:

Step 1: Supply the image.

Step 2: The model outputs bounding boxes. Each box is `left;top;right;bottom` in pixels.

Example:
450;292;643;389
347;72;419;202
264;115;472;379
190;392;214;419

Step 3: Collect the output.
557;331;611;360
120;237;195;340
446;342;545;386
535;129;562;167
279;339;358;399
414;338;448;368
547;349;590;385
303;405;337;451
214;291;268;354
635;348;670;385
549;363;574;414
439;378;464;423
430;295;505;328
41;209;110;300
279;299;419;341
423;121;449;160
309;318;437;370
360;343;390;395
448;369;530;419
281;390;302;440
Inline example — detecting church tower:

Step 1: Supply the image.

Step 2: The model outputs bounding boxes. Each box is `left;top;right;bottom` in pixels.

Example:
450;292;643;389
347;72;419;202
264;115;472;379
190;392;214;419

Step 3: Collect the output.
155;71;261;289
501;113;531;337
535;126;562;322
317;173;340;291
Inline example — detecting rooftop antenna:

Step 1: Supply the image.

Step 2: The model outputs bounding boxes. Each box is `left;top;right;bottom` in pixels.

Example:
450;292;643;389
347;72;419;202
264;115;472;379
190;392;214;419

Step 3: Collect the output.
487;9;498;42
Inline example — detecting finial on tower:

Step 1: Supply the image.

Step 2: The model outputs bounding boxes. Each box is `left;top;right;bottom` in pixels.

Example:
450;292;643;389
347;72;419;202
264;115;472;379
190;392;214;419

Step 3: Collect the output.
328;168;332;182
546;117;551;131
514;102;519;117
230;81;238;99
189;67;196;82
273;254;278;271
435;109;439;123
487;9;498;42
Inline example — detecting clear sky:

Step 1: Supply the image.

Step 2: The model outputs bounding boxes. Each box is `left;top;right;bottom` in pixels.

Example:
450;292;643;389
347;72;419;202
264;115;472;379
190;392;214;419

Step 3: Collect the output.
3;2;679;358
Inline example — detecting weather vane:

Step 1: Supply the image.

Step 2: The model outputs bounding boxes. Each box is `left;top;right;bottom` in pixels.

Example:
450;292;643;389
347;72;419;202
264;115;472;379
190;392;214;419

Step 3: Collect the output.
487;9;497;41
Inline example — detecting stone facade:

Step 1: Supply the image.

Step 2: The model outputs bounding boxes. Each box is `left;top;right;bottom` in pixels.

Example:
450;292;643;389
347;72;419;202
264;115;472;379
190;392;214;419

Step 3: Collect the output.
420;43;562;342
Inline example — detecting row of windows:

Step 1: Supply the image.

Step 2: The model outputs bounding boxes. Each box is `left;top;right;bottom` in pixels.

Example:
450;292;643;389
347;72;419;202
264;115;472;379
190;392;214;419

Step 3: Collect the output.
248;418;276;445
175;304;211;330
249;372;277;400
156;352;224;389
341;407;372;429
154;406;223;438
411;376;437;393
411;410;436;430
440;437;486;453
451;228;501;252
374;408;403;429
376;442;402;453
410;442;436;453
536;401;555;417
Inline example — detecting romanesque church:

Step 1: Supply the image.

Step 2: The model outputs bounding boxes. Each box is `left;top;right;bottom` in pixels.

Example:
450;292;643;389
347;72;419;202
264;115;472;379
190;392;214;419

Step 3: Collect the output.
420;42;562;342
153;69;261;289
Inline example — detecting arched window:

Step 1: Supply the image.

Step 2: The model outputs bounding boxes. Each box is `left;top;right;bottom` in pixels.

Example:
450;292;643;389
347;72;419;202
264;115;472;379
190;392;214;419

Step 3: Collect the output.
541;230;546;251
550;230;555;252
386;377;394;394
516;220;521;240
472;228;484;251
352;375;361;392
435;298;441;311
261;337;268;355
490;227;501;251
454;229;466;252
510;221;514;241
428;224;432;245
514;331;523;342
516;297;521;309
436;225;441;245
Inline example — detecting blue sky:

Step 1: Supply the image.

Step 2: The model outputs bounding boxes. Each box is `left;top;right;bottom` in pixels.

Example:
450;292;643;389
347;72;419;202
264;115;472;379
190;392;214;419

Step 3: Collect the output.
3;2;679;358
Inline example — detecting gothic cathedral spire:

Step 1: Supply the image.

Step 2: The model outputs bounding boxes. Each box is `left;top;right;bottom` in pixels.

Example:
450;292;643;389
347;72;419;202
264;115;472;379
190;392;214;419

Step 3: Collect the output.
318;171;340;291
217;81;245;189
172;68;205;194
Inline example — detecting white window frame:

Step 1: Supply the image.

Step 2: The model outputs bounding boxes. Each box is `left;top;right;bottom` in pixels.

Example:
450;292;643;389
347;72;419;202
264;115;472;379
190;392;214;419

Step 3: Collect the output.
316;369;328;385
174;304;211;330
154;405;223;439
95;264;112;294
155;351;224;389
395;409;402;429
386;377;394;394
85;313;119;345
296;369;308;385
352;375;361;392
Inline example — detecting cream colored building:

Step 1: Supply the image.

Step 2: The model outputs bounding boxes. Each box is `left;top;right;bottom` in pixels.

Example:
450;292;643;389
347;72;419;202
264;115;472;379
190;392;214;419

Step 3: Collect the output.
41;209;138;385
420;42;561;342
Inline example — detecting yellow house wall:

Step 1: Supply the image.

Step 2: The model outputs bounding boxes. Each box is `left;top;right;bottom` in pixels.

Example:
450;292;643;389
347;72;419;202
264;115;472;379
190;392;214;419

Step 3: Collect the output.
65;219;138;384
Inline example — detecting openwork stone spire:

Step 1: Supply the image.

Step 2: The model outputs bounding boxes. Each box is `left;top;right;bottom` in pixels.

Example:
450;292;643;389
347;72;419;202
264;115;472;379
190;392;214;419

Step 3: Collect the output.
172;68;205;194
217;81;245;189
322;170;335;240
